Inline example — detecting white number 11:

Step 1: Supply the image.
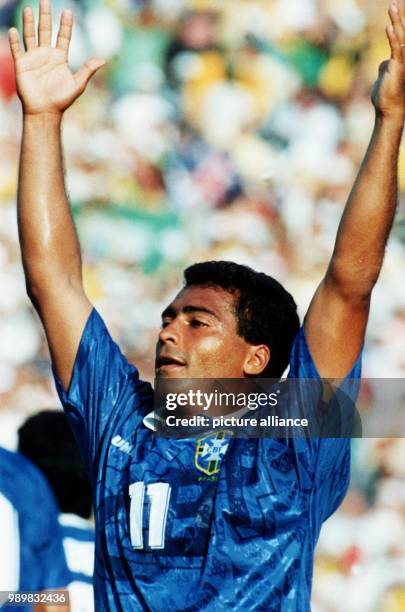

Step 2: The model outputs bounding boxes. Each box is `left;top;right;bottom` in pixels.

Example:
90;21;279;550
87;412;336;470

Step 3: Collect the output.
129;482;171;550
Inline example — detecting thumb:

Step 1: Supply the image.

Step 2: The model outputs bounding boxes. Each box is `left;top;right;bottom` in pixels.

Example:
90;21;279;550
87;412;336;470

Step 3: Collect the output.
74;58;106;92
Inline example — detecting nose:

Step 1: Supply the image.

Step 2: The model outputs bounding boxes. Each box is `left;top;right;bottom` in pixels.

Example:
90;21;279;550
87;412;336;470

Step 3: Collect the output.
158;319;180;345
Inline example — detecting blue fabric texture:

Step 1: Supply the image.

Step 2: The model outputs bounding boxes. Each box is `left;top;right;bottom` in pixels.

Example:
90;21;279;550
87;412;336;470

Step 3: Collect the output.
54;309;361;611
0;448;70;611
60;518;95;585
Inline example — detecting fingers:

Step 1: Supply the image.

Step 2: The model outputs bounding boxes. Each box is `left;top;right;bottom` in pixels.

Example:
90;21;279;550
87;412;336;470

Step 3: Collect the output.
56;9;73;55
387;25;401;61
38;0;52;47
74;58;105;93
389;1;405;61
397;0;405;25
23;6;36;50
8;27;24;61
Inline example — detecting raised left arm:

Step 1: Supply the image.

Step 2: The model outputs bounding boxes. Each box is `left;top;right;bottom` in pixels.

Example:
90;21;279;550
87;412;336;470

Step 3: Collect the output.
305;1;405;378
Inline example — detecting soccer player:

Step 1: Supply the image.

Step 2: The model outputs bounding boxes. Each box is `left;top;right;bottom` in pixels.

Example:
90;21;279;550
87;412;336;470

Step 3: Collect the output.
8;0;405;609
0;447;70;611
18;411;95;612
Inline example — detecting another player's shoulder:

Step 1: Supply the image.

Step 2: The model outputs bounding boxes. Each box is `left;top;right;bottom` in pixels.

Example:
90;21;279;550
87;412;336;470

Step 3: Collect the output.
0;447;37;481
0;448;56;508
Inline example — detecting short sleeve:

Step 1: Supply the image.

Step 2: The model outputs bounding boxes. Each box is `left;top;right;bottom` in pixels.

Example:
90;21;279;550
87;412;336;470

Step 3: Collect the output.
288;325;362;385
287;326;362;524
53;309;153;474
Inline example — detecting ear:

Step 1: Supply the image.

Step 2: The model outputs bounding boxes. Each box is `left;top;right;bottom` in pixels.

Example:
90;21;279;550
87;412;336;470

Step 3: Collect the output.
243;345;270;376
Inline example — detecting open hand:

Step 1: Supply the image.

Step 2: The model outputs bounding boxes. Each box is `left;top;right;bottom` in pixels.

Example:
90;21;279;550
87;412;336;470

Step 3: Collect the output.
8;0;105;115
372;0;405;123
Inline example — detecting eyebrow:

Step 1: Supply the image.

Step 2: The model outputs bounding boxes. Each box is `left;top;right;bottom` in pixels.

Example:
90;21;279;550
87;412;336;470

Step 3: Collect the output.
161;305;220;320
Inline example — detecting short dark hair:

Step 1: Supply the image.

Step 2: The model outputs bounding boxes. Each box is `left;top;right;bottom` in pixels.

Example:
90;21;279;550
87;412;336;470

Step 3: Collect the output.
18;410;92;519
184;261;300;378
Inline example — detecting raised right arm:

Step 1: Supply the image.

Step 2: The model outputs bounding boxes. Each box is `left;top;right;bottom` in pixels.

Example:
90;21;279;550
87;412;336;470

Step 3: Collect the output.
9;0;104;389
19;110;91;391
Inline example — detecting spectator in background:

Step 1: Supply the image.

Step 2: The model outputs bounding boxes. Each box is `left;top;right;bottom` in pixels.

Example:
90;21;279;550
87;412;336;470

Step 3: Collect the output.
0;0;404;609
18;411;95;612
6;0;404;608
0;446;70;612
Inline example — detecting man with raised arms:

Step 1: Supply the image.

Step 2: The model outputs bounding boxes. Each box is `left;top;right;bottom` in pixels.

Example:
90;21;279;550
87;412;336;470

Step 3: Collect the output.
9;0;405;609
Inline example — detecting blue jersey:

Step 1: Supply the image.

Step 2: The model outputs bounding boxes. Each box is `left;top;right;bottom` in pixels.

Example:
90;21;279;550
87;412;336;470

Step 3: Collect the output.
59;513;95;612
0;448;70;610
54;309;361;611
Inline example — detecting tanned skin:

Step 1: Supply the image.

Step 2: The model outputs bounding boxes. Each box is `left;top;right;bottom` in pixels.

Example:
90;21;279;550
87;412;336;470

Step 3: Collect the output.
8;0;405;391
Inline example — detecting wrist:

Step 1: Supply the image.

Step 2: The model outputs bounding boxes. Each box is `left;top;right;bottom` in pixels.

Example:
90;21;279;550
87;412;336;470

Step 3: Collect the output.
23;111;63;129
375;111;405;131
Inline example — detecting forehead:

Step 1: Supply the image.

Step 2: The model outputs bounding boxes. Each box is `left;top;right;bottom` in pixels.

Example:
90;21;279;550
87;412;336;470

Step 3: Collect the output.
166;285;237;318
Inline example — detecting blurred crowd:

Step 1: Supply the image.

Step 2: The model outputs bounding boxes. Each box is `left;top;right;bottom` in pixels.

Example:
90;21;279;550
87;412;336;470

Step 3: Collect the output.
0;0;404;610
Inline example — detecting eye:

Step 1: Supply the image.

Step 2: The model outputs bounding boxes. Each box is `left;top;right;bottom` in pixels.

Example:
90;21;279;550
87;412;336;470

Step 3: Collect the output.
190;319;208;328
161;319;171;328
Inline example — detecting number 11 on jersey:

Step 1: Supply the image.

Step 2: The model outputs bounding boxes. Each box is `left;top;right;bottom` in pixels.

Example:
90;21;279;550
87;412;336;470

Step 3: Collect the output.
129;482;171;550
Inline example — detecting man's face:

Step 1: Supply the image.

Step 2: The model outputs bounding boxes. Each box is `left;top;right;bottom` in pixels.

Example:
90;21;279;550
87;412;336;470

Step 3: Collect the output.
155;285;253;379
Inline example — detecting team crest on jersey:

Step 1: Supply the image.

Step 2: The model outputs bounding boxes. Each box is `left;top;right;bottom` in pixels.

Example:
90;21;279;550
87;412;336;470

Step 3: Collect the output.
195;431;230;475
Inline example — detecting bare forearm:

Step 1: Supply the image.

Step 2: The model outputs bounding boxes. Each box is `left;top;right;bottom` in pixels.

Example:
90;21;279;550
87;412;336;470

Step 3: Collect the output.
328;114;403;297
11;0;99;389
304;2;405;379
18;112;82;295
